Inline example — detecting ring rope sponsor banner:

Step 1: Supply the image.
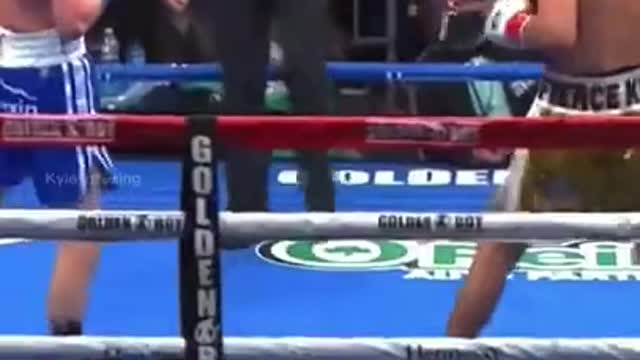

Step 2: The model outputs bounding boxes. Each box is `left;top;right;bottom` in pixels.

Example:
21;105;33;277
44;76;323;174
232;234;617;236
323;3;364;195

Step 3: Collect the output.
4;210;640;242
76;212;183;234
224;212;640;241
257;240;640;281
2;116;115;143
0;209;185;241
1;335;640;360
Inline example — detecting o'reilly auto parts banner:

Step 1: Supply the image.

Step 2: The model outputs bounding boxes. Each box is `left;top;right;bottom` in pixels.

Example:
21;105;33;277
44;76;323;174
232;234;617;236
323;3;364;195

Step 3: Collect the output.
257;240;640;282
263;162;640;282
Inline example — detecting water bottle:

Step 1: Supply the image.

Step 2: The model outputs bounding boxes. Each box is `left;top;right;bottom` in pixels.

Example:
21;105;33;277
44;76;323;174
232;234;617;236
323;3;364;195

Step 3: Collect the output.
269;41;284;67
126;41;146;65
100;27;120;63
100;27;125;110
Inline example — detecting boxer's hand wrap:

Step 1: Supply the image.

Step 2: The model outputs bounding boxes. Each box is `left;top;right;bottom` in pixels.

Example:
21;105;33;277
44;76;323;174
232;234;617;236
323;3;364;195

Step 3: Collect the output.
484;0;531;49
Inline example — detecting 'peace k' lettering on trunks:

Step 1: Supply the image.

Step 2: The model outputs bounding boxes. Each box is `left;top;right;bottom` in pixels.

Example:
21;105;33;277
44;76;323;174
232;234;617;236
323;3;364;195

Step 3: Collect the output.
539;76;640;111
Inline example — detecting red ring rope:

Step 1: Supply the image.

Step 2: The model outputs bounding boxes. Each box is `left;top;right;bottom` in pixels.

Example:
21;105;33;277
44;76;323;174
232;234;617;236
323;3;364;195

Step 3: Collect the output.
1;113;639;150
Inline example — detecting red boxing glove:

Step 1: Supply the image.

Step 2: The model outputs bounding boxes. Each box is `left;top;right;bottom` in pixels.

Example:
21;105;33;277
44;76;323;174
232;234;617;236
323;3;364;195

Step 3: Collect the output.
484;0;532;49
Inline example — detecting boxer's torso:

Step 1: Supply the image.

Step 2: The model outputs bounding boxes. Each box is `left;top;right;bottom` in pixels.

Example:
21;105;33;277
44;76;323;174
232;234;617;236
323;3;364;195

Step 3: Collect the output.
548;0;640;75
502;1;640;212
0;1;55;33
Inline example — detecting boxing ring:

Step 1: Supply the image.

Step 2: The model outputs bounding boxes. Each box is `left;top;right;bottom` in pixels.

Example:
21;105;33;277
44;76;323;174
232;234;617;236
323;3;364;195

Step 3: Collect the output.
1;61;640;360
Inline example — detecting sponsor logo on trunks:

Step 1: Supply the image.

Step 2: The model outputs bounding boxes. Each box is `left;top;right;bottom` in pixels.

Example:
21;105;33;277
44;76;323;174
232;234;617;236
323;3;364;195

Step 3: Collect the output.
0;79;38;114
256;240;640;281
277;168;508;187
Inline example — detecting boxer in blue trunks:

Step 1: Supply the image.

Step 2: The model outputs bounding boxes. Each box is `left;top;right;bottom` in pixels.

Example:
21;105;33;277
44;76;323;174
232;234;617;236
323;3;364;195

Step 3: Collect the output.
0;0;111;335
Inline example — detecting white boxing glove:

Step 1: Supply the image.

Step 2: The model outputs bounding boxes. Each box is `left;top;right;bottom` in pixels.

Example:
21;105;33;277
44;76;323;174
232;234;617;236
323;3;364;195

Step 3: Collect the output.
484;0;532;49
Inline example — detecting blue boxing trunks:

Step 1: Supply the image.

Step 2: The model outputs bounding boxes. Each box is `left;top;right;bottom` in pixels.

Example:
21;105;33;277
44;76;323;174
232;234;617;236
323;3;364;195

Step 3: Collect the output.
0;28;113;207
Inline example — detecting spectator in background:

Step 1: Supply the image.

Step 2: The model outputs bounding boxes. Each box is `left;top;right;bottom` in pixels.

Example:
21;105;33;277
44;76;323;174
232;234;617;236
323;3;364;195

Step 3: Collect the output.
413;0;537;167
212;0;335;213
144;0;217;63
90;0;216;63
90;0;221;117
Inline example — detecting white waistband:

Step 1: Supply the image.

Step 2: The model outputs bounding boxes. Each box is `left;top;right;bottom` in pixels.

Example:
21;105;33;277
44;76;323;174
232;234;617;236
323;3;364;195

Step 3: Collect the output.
534;67;640;114
543;67;640;86
0;28;86;68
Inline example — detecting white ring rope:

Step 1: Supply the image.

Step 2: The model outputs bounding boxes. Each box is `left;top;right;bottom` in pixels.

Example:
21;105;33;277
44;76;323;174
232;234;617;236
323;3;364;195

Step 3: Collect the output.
0;336;638;360
2;210;640;243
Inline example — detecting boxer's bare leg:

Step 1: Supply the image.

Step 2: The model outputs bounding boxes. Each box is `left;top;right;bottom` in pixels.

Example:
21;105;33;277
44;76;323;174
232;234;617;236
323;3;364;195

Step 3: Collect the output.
47;245;100;334
47;170;101;335
447;243;527;338
0;184;100;336
0;165;100;336
0;0;105;335
445;0;640;338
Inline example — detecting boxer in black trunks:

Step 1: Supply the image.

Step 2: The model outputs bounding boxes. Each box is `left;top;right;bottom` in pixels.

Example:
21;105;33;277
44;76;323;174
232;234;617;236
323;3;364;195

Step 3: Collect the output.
446;0;640;337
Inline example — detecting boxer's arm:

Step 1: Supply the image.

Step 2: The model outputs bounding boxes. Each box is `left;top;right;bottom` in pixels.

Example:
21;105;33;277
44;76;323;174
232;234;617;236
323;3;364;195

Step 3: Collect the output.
521;0;577;50
484;0;577;50
52;0;105;39
446;243;526;338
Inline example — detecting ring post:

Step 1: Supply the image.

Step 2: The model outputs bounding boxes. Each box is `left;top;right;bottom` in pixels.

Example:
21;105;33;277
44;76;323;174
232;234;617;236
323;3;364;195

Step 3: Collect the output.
180;114;223;360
